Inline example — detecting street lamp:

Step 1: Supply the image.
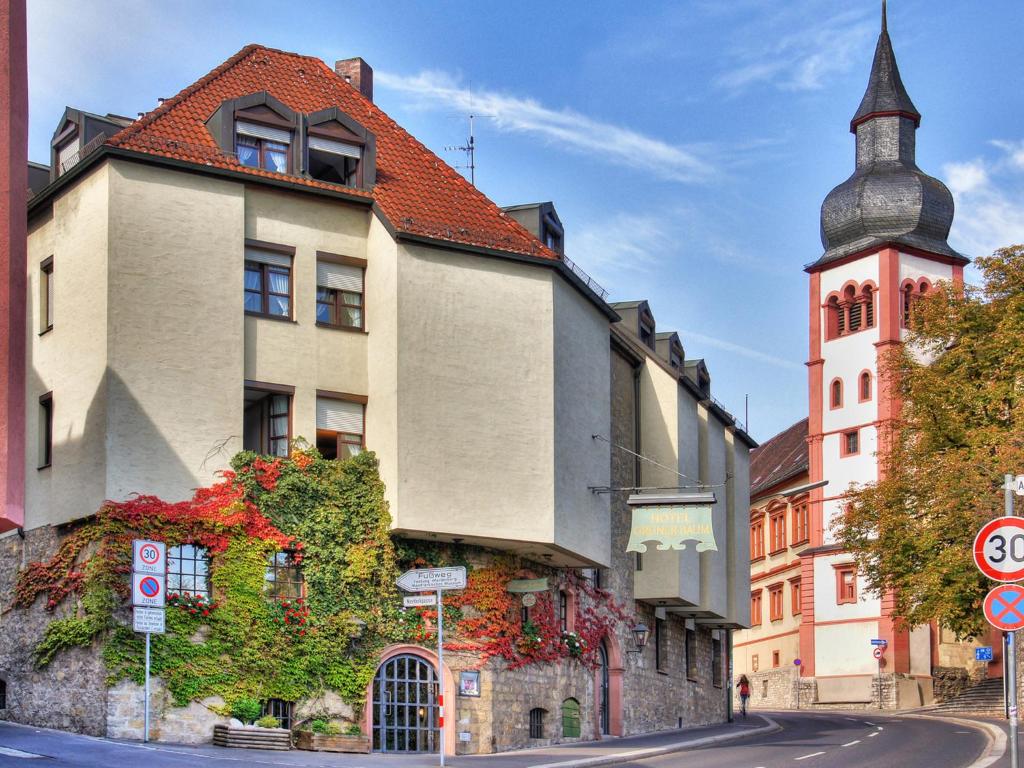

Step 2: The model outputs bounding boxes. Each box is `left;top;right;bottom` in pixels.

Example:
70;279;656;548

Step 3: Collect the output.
628;623;650;654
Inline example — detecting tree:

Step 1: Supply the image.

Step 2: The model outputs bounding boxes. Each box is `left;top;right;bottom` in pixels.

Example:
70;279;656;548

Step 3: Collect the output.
834;245;1024;638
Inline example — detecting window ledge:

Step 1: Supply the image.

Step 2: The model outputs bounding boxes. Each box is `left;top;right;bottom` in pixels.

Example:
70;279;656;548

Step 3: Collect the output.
686;676;698;684
37;463;51;471
245;311;296;324
39;326;53;337
750;556;766;564
791;538;810;547
768;547;786;556
316;322;367;334
656;669;669;676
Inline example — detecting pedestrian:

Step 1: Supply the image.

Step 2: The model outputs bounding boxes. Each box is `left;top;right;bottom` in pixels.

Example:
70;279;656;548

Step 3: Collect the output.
737;674;750;717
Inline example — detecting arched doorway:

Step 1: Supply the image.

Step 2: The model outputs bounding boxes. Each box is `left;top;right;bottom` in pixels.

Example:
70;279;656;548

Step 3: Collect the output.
598;641;611;735
371;654;440;753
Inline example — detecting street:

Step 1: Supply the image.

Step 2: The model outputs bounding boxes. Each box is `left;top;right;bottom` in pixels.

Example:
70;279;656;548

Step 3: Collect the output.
0;712;999;768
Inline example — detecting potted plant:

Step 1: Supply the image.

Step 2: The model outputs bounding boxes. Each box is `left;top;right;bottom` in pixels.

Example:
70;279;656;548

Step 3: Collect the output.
295;719;370;753
213;698;291;750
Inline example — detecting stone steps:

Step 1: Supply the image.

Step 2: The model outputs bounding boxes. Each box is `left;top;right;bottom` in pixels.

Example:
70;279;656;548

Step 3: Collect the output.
935;677;1005;717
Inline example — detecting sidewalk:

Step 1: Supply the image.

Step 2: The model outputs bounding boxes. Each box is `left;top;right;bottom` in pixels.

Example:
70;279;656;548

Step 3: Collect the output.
95;715;777;768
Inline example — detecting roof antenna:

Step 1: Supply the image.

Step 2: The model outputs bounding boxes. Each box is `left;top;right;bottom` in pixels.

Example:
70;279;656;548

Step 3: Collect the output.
445;113;477;187
881;0;887;33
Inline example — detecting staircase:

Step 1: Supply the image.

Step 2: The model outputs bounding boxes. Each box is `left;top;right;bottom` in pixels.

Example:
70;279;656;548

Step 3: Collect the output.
935;677;1006;718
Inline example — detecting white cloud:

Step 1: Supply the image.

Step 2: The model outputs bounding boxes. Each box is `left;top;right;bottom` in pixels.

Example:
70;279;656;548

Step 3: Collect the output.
677;329;804;372
715;6;875;93
375;70;713;184
944;141;1024;257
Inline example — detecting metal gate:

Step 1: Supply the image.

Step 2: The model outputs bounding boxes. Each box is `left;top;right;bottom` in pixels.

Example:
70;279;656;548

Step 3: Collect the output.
372;654;440;752
598;641;610;735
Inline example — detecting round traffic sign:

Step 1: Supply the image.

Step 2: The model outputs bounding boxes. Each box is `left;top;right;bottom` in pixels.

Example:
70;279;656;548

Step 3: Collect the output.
973;517;1024;582
984;584;1024;631
139;544;161;565
793;658;802;667
139;576;161;598
873;647;884;659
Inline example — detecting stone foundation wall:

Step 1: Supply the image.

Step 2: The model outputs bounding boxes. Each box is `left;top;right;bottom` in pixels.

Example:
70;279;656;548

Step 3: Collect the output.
736;672;929;711
0;526;109;735
933;666;971;703
735;667;801;710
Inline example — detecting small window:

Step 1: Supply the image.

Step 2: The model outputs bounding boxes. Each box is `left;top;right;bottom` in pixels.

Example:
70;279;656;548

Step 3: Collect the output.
521;604;530;626
750;517;765;560
791;578;802;616
0;678;7;709
769;509;786;553
244;388;291;457
751;591;762;627
308;136;362;186
848;301;862;331
863;287;875;328
830;379;842;409
836;565;857;604
751;654;759;672
655;618;666;672
842;430;859;457
167;544;211;598
40;257;54;331
859;372;872;402
902;285;914;326
316;260;364;329
56;135;79;176
559;591;568;633
685;627;697;681
236;122;290;172
262;698;294;730
265;551;303;599
561;698;581;738
772;650;780;668
711;635;723;688
791;499;809;545
769;584;783;621
315;396;364;460
38;392;53;469
245;249;292;319
635;551;643;571
529;708;546;739
639;321;654;348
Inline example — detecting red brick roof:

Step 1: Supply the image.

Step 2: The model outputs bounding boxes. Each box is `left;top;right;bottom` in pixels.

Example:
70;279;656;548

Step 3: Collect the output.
107;44;556;260
750;418;808;498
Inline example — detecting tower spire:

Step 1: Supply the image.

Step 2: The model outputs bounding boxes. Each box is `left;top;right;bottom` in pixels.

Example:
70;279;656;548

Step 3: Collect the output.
850;1;919;132
881;0;887;33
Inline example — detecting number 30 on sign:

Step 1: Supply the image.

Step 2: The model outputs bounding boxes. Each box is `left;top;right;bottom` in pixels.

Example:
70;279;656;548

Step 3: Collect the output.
974;517;1024;582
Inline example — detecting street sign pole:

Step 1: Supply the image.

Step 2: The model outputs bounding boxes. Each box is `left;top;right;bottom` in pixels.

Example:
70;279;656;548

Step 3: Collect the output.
1007;474;1019;768
144;631;151;743
437;588;445;768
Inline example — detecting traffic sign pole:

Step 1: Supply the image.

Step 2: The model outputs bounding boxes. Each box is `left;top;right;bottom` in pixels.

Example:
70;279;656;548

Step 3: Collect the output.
1007;474;1019;768
437;588;445;768
144;631;151;743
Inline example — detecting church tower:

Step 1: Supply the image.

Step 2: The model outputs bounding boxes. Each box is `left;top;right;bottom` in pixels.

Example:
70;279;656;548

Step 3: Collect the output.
800;3;968;684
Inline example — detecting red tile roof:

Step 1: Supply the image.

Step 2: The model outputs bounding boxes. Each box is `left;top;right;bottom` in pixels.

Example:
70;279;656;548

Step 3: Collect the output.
107;44;557;260
749;418;808;498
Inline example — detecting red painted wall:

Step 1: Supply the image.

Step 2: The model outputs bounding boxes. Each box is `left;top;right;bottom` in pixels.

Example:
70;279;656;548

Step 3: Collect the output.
0;0;27;532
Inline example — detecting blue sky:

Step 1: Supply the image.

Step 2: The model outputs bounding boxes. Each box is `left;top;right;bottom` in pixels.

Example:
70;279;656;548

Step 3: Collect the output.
26;1;1024;442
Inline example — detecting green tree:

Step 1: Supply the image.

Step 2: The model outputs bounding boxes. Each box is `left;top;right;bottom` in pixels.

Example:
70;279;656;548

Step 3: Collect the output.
834;245;1024;638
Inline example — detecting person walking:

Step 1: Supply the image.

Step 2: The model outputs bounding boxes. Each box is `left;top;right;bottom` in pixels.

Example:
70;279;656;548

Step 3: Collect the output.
737;674;751;718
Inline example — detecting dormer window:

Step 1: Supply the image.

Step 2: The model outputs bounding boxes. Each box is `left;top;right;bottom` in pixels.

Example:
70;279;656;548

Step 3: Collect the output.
236;122;291;172
56;135;80;176
308;136;361;186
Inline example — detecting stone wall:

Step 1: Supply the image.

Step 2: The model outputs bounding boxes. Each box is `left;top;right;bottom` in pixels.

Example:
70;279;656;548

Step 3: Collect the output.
0;526;109;735
106;679;227;743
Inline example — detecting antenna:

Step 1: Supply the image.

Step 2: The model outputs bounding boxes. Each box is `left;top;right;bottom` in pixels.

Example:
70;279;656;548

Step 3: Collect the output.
445;113;477;186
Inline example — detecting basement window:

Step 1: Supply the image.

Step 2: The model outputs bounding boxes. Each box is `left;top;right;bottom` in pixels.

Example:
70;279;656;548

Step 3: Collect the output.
529;708;546;739
262;698;294;730
308;136;362;186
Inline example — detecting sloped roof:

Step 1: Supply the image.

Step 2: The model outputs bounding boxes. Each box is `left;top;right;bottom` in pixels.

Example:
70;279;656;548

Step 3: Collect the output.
750;418;808;498
850;4;920;131
106;44;556;260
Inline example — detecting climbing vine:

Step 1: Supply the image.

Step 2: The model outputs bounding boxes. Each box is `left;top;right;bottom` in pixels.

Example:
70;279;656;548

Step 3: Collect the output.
14;446;632;719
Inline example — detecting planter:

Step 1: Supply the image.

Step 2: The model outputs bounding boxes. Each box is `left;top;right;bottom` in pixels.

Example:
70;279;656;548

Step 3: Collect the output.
294;730;371;753
213;724;291;750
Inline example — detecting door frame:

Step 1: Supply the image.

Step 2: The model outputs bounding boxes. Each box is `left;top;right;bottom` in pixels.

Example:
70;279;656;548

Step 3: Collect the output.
592;634;624;737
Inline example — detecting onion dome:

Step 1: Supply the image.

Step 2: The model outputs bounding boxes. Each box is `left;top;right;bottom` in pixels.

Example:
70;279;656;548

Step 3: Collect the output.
814;2;965;268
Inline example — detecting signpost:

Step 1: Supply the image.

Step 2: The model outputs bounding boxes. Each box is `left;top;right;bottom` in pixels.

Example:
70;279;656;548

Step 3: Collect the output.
131;540;166;744
403;595;438;608
396;567;467;767
870;640;887;709
976;646;994;662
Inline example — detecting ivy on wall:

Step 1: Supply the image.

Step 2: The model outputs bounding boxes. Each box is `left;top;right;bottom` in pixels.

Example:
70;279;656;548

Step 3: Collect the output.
14;447;632;718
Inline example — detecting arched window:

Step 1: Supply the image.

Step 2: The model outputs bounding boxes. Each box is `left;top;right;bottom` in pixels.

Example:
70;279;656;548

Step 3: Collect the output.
561;698;581;738
863;286;874;328
902;284;914;326
859;372;872;402
919;280;929;295
826;296;842;339
529;708;547;739
830;379;843;409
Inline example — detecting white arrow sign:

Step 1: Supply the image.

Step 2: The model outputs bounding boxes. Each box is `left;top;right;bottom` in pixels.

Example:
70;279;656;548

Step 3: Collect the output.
396;566;466;593
1015;475;1024;497
403;595;438;608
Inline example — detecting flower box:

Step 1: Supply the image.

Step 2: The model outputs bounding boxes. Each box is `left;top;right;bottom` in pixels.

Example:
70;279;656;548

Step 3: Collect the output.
212;724;291;750
294;730;371;753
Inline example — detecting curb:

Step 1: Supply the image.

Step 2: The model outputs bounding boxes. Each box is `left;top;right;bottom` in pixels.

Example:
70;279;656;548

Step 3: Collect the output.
890;712;1006;768
523;717;781;768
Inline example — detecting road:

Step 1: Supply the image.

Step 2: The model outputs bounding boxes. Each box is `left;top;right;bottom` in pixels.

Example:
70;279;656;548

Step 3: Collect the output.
0;711;999;768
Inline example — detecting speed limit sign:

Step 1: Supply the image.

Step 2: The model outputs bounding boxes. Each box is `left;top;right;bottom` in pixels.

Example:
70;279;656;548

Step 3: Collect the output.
973;517;1024;582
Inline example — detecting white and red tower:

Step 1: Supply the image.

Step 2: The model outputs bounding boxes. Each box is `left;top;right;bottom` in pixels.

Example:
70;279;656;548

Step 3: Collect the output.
800;5;968;686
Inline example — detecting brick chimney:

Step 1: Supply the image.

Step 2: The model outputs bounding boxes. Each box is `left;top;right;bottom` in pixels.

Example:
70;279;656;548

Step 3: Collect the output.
335;57;373;102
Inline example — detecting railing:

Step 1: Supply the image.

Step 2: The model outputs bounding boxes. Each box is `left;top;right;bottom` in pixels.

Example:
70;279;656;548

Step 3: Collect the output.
562;253;609;301
57;133;107;176
705;393;747;434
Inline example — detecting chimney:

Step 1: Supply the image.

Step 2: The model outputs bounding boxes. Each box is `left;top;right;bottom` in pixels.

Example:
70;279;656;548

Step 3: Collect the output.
335;57;373;102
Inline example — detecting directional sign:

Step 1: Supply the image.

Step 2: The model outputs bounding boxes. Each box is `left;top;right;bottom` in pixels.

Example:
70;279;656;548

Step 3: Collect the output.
396;566;467;593
133;540;166;575
133;606;166;634
873;647;884;660
870;638;888;647
1013;475;1024;497
976;646;994;662
403;595;438;608
132;572;166;607
984;584;1024;631
974;517;1024;582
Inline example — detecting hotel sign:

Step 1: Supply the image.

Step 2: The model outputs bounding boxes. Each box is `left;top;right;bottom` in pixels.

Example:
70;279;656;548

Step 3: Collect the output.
625;493;717;554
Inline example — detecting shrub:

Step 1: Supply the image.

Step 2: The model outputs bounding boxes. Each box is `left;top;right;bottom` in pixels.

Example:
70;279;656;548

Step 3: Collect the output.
231;697;263;724
255;715;281;729
344;723;362;736
325;722;343;735
309;718;329;734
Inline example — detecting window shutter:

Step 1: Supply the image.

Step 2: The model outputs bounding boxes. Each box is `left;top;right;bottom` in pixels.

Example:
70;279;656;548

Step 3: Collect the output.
308;136;361;158
237;121;292;144
317;261;363;292
316;397;364;434
57;140;79;174
245;247;292;268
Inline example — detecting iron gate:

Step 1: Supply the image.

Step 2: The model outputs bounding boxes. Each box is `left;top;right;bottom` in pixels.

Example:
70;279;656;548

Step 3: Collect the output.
372;654;440;752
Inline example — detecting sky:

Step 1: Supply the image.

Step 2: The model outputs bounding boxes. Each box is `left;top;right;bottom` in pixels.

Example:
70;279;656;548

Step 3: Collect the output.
25;0;1024;443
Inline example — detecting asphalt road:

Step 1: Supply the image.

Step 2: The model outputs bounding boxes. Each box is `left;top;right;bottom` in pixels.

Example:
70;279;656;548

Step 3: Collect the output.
0;711;998;768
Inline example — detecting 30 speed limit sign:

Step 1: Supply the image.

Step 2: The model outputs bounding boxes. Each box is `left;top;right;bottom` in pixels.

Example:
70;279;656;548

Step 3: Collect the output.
973;516;1024;581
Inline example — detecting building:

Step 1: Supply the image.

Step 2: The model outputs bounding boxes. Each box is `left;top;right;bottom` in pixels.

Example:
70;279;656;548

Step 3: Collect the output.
0;44;753;751
733;6;994;708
